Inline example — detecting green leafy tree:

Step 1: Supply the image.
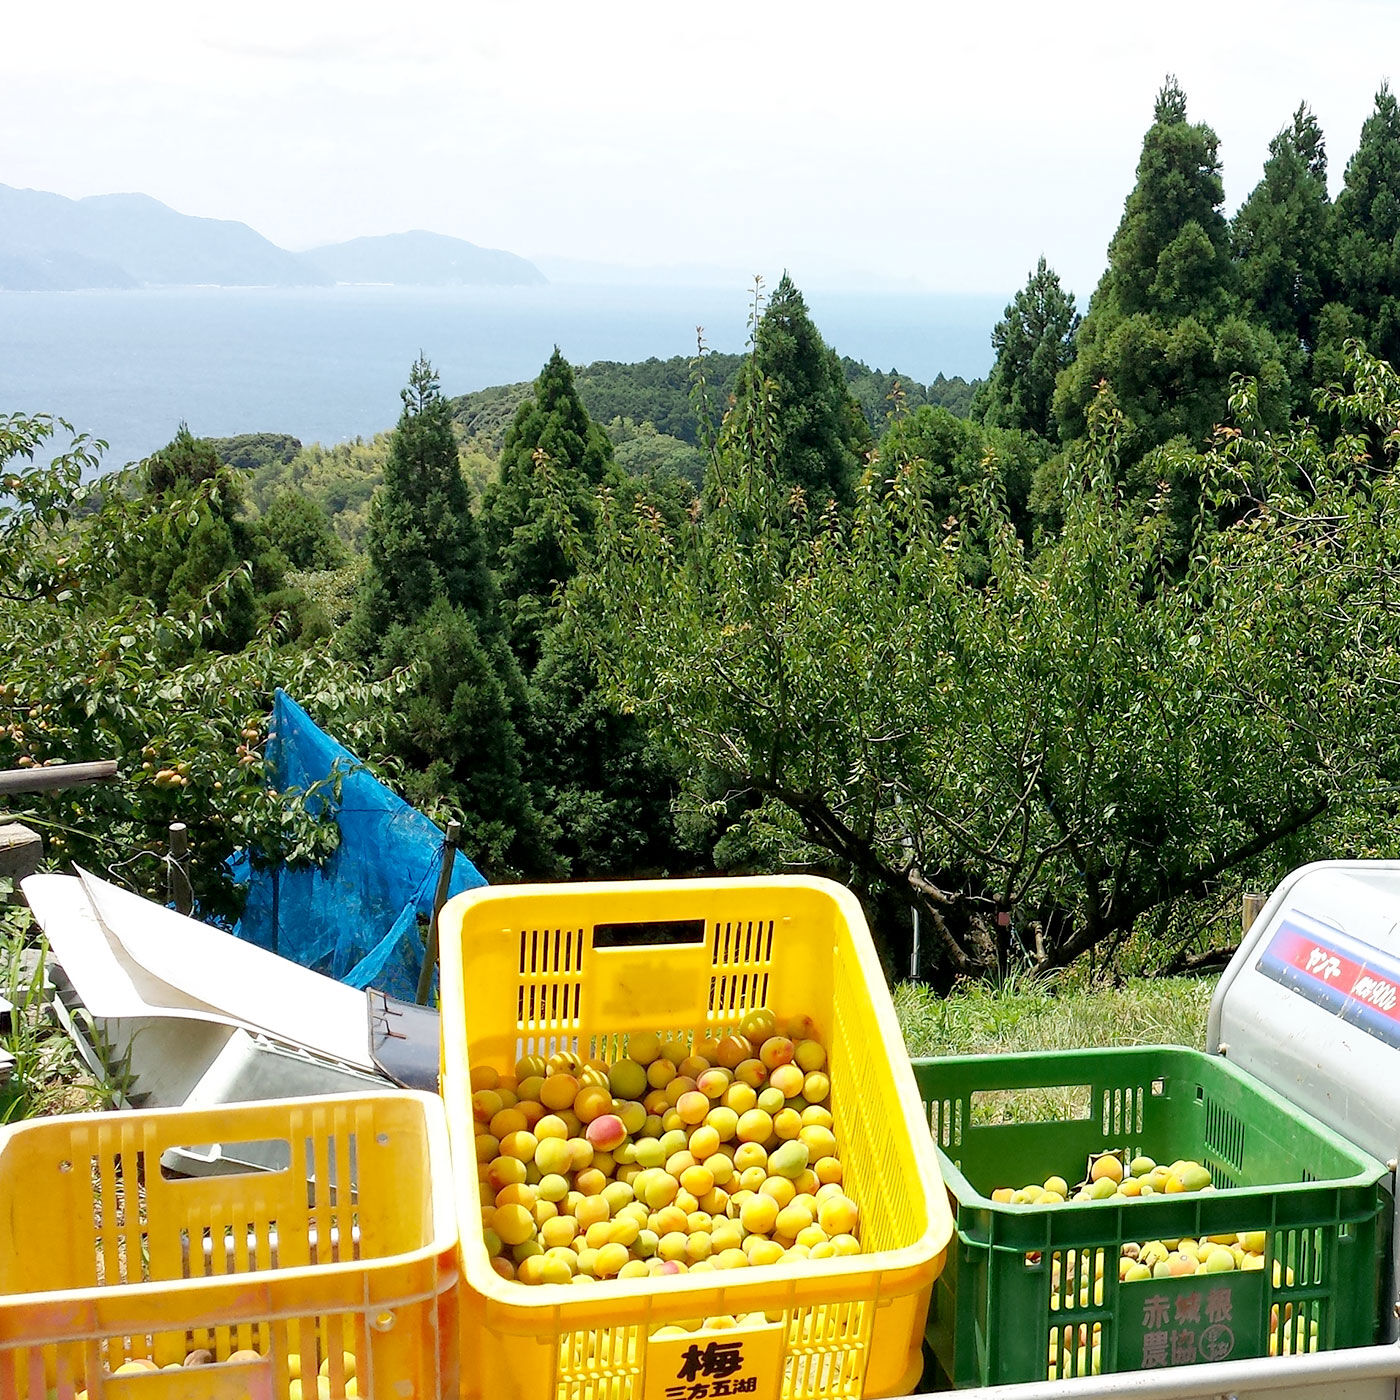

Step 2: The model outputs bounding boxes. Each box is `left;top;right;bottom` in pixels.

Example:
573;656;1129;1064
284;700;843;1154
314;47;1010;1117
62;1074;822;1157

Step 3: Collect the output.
525;621;692;878
450;349;961;454
839;361;979;433
372;597;553;874
575;349;1400;979
472;352;697;878
1232;103;1332;378
1099;78;1232;319
1331;84;1400;369
605;417;706;492
115;425;264;652
210;432;302;473
924;372;981;419
254;490;349;572
450;381;535;454
144;422;225;494
0;411;399;921
1053;79;1291;462
723;276;871;508
571;355;745;445
350;356;497;647
249;492;352;644
496;393;699;878
973;257;1079;440
482;348;616;667
877;406;1046;556
347;357;547;877
245;434;391;551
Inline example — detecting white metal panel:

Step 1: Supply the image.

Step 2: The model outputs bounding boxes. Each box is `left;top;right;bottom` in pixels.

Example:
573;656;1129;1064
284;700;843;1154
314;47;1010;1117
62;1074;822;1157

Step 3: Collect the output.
23;870;376;1072
1209;861;1400;1168
160;1028;389;1175
23;872;241;1025
76;867;375;1070
1207;859;1400;1345
918;1340;1400;1400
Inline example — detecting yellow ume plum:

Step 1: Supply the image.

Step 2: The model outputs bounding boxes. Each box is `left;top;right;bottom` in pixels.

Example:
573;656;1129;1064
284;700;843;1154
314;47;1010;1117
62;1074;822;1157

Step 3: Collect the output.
472;1010;859;1284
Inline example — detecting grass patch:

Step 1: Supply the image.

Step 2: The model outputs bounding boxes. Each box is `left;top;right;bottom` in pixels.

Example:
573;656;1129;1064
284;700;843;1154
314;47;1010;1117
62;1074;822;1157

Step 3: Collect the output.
1;889;107;1122
895;972;1216;1060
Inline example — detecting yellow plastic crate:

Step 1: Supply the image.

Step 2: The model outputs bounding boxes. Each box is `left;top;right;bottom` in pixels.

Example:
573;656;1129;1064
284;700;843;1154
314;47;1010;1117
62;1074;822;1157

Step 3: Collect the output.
438;876;953;1400
0;1092;459;1400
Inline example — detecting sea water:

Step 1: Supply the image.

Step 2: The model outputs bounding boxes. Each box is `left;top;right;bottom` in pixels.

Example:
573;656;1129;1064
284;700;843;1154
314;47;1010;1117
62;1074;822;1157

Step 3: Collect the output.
0;283;1002;470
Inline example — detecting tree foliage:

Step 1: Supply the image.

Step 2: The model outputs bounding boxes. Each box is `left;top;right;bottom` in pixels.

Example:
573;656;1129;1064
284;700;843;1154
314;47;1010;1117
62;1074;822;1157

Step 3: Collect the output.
37;66;1400;976
576;346;1400;980
1054;79;1292;459
877;406;1047;558
1232;103;1333;369
116;426;345;649
114;426;274;652
974;257;1079;440
1331;84;1400;370
350;356;497;645
573;356;745;445
0;411;399;920
524;621;693;879
254;489;350;573
344;357;545;877
840;361;981;434
370;596;551;874
477;353;698;879
605;417;705;491
1104;78;1233;320
210;432;303;474
725;276;871;508
244;434;391;550
482;348;616;667
144;422;225;495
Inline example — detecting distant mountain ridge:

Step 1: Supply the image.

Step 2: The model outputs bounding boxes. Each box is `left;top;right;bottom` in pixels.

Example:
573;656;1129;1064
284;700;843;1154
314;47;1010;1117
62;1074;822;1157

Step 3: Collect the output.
305;230;544;287
0;184;546;291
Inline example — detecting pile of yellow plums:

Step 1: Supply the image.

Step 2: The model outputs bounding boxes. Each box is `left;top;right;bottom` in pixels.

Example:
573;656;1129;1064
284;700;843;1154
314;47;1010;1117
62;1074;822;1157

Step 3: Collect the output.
1041;1235;1292;1379
70;1348;359;1400
471;1009;862;1284
993;1152;1214;1205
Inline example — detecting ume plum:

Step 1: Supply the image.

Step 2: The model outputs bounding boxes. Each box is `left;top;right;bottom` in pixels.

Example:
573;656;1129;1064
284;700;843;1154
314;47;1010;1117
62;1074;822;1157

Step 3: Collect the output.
472;1010;861;1283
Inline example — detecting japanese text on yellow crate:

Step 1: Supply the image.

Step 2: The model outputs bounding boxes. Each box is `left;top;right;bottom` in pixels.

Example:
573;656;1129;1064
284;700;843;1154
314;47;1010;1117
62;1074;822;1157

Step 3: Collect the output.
642;1325;783;1400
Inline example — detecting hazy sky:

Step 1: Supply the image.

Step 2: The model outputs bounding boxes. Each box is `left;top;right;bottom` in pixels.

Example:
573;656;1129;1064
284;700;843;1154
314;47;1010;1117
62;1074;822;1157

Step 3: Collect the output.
6;1;1397;298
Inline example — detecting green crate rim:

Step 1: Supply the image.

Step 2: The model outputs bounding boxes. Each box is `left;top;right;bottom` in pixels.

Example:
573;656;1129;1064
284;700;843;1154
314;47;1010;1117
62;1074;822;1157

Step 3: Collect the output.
912;1044;1393;1387
916;1045;1389;1213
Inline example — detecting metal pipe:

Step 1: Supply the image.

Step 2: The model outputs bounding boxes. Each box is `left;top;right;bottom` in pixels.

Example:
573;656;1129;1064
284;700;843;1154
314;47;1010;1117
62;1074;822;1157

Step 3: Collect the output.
0;759;118;795
922;1340;1400;1400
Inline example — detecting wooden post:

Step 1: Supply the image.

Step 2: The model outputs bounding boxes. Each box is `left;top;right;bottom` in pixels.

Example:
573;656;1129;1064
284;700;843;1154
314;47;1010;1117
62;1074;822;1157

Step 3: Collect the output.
416;820;462;1007
0;760;118;796
0;824;43;884
1242;890;1267;937
168;822;193;916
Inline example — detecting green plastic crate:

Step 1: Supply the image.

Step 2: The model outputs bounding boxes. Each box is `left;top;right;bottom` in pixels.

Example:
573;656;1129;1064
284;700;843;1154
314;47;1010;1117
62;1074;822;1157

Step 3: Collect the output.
913;1046;1391;1388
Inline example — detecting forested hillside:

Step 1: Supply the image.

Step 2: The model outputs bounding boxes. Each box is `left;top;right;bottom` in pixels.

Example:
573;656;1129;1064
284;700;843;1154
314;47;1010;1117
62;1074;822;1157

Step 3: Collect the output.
233;349;980;540
13;78;1400;982
446;351;976;450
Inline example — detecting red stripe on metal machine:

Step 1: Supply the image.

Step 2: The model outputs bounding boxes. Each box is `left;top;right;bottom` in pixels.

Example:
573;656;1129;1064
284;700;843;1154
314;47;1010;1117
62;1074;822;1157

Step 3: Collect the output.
1257;920;1400;1047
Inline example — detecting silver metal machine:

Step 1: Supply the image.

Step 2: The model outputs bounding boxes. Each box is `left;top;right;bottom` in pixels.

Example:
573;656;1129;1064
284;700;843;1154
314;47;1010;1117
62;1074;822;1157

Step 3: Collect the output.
924;860;1400;1400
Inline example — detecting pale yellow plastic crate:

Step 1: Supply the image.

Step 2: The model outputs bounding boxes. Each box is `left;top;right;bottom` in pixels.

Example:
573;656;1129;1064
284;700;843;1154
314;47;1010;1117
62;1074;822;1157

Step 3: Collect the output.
439;876;953;1400
0;1092;459;1400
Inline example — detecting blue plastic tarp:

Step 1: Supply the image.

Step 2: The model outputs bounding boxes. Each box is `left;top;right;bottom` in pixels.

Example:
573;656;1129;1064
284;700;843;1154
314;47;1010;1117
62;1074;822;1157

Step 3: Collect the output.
231;689;486;1000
